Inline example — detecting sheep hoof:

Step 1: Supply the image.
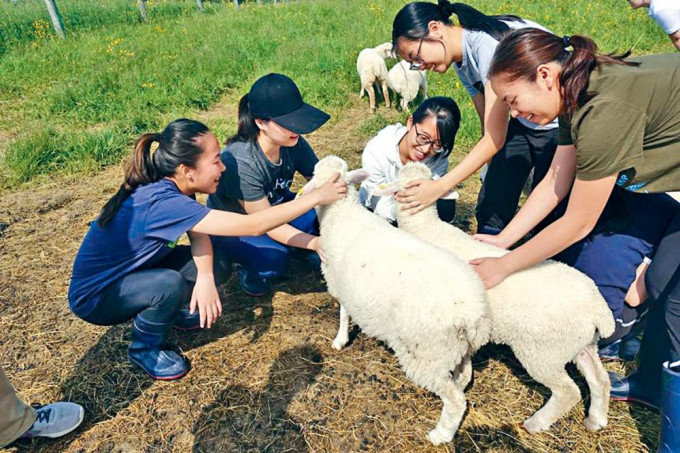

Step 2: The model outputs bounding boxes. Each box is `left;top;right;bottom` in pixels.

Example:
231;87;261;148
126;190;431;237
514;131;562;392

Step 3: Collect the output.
522;415;551;434
427;427;453;446
332;337;347;350
584;415;607;431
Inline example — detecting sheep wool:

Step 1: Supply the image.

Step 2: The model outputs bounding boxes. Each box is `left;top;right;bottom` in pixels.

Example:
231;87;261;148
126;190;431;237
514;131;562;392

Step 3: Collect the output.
308;156;490;446
395;162;616;434
387;60;428;111
356;42;393;112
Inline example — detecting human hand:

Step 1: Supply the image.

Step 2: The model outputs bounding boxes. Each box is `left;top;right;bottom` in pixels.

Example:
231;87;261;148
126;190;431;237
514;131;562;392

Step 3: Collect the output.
309;236;326;263
312;173;347;205
395;178;445;214
190;275;222;328
472;233;510;249
469;256;510;289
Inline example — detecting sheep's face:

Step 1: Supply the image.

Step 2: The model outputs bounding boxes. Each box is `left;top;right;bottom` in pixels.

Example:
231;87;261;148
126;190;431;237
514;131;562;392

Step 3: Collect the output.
398;162;432;189
376;42;394;59
312;156;348;188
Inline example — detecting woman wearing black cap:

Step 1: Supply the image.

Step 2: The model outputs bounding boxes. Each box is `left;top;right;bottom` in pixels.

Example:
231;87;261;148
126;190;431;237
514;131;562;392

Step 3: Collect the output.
208;73;330;297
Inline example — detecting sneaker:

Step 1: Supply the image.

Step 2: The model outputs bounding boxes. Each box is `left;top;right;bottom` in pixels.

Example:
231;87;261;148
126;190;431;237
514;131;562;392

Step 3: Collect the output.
237;266;269;297
20;402;84;439
174;307;201;332
598;337;641;362
609;370;660;411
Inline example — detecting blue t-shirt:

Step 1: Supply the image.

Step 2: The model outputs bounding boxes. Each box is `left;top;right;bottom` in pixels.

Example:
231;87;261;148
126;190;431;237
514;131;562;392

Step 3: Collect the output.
68;179;211;318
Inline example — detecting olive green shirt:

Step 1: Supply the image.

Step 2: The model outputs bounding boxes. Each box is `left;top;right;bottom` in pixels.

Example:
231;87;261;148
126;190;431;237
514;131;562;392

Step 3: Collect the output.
558;53;680;192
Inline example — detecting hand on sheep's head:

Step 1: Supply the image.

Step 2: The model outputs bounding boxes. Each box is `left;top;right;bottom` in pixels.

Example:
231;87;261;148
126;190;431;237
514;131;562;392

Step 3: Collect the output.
304;172;347;205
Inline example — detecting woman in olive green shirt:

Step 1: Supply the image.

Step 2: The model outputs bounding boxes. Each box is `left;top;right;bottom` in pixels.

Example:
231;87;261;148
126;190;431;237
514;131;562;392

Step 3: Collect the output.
470;28;680;415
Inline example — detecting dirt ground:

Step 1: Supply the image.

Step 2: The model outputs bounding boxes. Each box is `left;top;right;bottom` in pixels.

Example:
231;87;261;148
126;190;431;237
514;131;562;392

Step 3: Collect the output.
0;98;660;452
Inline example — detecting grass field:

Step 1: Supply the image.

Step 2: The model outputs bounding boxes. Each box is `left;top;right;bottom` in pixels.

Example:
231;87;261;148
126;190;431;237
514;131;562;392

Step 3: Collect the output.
0;0;674;452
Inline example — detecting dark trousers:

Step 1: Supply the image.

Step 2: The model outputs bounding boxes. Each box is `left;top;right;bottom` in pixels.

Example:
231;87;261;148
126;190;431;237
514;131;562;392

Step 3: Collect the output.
476;119;558;234
82;245;230;326
211;191;318;280
638;208;680;387
554;190;679;345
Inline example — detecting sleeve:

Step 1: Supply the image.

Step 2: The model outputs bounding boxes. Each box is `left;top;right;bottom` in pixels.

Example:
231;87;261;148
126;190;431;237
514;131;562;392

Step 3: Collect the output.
653;7;680;34
474;34;499;87
359;140;398;222
572;101;646;181
558;115;573;146
146;192;211;243
294;137;320;178
454;65;479;97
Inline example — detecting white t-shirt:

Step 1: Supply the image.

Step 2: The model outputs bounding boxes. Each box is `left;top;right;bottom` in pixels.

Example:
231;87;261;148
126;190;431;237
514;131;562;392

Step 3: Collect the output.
454;18;558;131
649;0;680;34
359;124;448;223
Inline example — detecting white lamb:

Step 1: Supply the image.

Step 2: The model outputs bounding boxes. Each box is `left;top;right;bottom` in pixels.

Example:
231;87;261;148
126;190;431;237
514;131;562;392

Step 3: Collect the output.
356;42;393;113
387;59;428;111
304;155;490;445
390;162;616;434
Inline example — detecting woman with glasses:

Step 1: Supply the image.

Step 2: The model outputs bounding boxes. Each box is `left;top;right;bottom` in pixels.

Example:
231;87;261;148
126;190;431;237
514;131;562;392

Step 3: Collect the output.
391;1;560;236
359;96;461;225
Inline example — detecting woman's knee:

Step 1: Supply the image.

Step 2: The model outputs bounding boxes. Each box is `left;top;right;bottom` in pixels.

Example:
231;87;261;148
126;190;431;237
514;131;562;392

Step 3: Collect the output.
148;270;190;312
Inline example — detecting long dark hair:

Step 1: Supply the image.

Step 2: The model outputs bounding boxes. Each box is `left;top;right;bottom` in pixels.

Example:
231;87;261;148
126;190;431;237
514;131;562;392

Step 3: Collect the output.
226;93;264;145
412;96;461;160
98;118;210;227
488;29;638;115
392;0;523;49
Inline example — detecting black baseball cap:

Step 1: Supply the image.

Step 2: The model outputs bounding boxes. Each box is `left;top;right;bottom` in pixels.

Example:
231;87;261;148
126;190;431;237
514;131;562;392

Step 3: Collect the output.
247;73;330;134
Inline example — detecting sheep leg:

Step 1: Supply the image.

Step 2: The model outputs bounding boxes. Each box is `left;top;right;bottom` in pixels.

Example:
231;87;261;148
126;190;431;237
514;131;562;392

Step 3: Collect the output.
574;345;610;431
521;364;581;433
332;304;350;350
401;97;408;111
428;379;467;445
452;358;472;390
359;85;365;98
421;81;428;100
367;84;376;112
381;80;390;109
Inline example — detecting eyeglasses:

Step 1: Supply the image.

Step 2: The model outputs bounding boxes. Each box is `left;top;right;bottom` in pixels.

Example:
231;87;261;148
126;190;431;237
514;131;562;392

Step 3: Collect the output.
413;123;443;153
409;37;425;71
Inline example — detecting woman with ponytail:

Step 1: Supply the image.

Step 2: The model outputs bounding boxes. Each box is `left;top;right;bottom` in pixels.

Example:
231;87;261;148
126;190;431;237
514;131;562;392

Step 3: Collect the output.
391;0;561;236
68;118;346;380
470;28;680;419
208;73;331;297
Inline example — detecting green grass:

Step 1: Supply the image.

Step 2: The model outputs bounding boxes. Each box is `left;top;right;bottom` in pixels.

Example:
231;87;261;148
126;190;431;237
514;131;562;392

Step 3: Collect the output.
0;0;674;186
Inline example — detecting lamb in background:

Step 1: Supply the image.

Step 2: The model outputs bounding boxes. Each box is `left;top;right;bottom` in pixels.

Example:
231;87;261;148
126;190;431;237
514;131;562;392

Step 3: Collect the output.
390;162;616;434
387;60;428;111
356;42;393;112
304;155;490;446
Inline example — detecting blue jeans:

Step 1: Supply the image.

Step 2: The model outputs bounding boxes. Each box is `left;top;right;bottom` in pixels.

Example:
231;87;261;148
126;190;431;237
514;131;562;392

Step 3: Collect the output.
211;194;319;280
554;189;679;343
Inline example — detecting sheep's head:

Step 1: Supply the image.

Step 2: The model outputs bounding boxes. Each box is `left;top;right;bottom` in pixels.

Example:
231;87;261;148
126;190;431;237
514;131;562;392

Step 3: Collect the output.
375;42;393;59
399;162;432;188
300;155;369;197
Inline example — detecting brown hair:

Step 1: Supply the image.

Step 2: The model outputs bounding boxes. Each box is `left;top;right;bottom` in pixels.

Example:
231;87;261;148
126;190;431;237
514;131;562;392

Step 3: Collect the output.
98;118;209;227
488;29;638;114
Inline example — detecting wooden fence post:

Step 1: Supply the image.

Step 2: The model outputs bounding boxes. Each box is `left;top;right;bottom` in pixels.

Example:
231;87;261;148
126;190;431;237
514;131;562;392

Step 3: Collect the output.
43;0;65;40
138;0;148;22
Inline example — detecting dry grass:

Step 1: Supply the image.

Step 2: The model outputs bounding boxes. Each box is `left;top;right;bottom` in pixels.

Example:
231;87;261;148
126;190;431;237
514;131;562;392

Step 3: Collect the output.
0;97;659;452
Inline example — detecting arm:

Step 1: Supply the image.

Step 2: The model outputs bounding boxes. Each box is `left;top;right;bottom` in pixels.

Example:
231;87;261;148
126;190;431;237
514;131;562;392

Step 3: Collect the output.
187;231;221;328
396;81;508;212
471;92;486;135
475;145;577;248
190;174;346;236
471;174;618;288
360;145;399;221
241;197;320;252
670;30;680;51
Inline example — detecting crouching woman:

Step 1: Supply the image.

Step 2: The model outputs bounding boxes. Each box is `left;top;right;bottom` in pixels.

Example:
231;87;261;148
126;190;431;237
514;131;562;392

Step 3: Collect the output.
68;118;345;380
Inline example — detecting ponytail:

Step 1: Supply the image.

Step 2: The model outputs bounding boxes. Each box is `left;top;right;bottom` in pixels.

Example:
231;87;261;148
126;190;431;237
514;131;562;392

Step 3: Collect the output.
225;93;261;145
98;118;210;227
392;1;523;48
488;29;638;115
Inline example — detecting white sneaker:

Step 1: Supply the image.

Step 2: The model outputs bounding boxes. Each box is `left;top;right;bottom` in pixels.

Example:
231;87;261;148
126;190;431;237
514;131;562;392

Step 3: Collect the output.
21;402;84;439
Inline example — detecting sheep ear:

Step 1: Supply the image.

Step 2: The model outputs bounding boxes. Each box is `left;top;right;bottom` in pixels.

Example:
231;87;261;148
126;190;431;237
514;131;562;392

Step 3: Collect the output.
345;169;370;185
440;190;460;200
370;181;399;197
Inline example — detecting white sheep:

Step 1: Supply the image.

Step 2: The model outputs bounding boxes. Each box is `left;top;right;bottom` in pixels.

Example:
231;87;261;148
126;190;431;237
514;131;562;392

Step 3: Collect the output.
356;42;393;112
390;162;616;434
305;155;490;446
387;60;428;111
